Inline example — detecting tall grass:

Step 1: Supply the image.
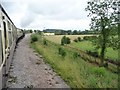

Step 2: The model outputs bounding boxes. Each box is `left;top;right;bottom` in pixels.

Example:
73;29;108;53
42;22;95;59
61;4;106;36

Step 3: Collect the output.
30;34;118;88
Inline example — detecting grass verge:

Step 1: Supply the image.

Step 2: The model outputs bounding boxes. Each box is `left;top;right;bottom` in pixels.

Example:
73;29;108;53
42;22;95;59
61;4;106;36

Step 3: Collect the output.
30;34;118;88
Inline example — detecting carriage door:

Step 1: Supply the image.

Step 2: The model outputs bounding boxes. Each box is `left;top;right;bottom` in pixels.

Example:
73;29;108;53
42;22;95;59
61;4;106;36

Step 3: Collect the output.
2;21;7;88
0;25;3;89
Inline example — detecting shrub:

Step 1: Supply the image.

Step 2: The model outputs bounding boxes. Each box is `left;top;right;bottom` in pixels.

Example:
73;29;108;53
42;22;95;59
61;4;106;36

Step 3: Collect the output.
83;36;90;40
66;37;71;44
31;35;38;43
73;39;78;42
58;47;66;58
61;50;66;58
86;50;99;57
73;52;79;59
77;37;81;41
61;36;71;45
58;47;62;54
43;39;47;45
61;36;66;45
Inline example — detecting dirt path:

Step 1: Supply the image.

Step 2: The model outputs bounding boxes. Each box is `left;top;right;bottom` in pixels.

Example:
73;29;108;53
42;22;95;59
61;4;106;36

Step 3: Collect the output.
6;34;70;88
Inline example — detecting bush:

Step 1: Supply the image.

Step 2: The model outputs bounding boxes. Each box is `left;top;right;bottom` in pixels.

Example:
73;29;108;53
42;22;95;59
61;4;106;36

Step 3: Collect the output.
43;39;47;45
73;39;78;42
83;36;90;40
61;36;66;45
73;52;80;59
31;35;38;43
58;47;66;58
66;37;71;44
58;47;62;54
86;50;99;57
61;50;66;57
77;37;81;41
61;36;71;45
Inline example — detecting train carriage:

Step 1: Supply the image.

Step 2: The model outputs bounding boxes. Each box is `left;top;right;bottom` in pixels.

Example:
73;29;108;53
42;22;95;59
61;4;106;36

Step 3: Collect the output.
0;5;25;89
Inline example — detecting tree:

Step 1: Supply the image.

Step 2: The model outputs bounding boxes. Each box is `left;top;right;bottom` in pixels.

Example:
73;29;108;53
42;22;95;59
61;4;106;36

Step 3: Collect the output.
66;30;72;35
72;30;78;35
34;30;37;33
30;30;33;33
86;0;118;66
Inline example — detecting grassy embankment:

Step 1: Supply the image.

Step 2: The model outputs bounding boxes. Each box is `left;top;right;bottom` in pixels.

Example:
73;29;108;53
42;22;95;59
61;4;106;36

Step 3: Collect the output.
44;35;118;60
30;34;118;88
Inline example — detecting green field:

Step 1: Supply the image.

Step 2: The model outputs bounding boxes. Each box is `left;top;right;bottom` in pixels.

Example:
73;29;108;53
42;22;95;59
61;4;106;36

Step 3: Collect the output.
69;41;118;60
44;35;118;60
30;34;118;88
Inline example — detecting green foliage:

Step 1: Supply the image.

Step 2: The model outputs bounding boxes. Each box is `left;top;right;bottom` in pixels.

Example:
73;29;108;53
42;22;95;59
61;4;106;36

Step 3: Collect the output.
58;47;66;58
109;36;119;50
70;41;118;60
72;30;79;35
87;76;98;88
31;34;118;88
34;30;37;33
85;0;118;65
73;37;82;42
30;30;33;33
38;31;42;35
61;36;71;45
61;36;66;45
66;37;71;44
31;35;38;43
77;37;81;41
83;36;90;40
73;39;78;42
91;67;106;77
43;39;47;45
73;52;79;59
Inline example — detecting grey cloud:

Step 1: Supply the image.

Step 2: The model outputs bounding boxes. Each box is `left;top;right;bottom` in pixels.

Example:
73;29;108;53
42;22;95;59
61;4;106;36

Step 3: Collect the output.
20;11;36;27
26;0;88;20
1;2;16;13
2;0;90;30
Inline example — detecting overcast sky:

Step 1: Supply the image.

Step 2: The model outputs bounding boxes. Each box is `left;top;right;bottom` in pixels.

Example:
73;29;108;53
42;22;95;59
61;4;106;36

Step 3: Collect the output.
1;0;91;31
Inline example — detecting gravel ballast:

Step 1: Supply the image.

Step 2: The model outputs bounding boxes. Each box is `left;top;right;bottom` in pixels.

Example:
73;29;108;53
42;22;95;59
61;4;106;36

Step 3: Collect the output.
6;34;69;88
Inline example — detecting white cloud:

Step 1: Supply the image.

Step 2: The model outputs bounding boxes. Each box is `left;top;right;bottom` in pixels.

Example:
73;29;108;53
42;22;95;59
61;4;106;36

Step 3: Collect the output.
1;0;91;31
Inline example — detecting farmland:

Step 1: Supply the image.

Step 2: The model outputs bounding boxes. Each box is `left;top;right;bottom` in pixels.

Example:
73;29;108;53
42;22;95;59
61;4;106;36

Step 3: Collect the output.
44;35;118;60
44;35;97;44
30;34;118;88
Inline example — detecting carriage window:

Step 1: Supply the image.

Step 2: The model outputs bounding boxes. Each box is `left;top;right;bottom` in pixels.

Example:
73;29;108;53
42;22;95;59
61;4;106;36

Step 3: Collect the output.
7;21;11;30
3;21;7;49
0;30;3;65
12;25;15;40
